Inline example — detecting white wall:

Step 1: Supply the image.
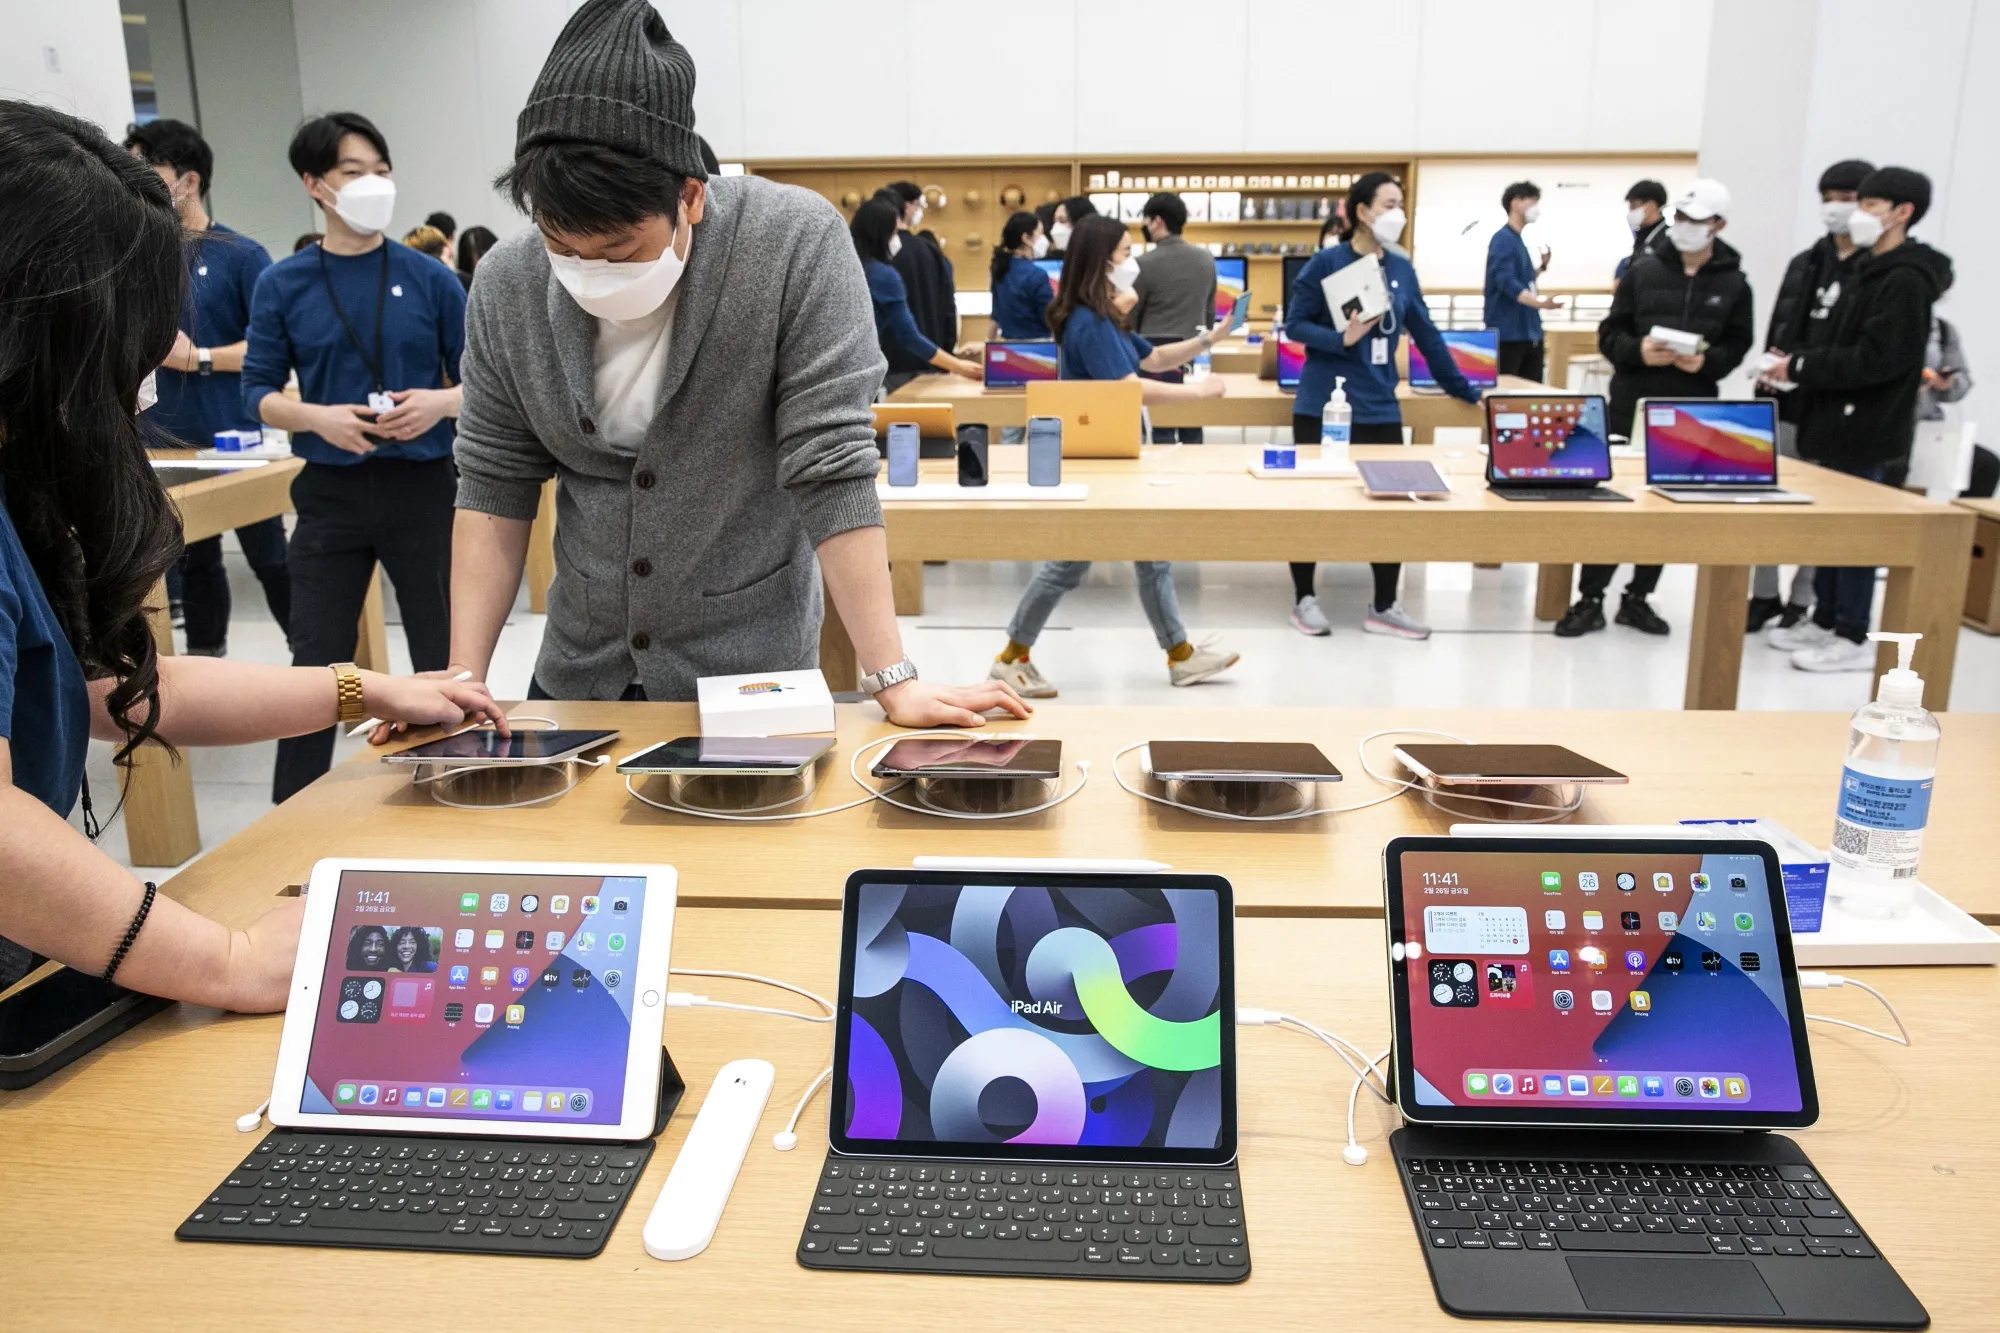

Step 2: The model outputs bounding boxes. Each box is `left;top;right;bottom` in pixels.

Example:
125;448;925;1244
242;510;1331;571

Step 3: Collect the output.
0;0;136;136
186;0;315;258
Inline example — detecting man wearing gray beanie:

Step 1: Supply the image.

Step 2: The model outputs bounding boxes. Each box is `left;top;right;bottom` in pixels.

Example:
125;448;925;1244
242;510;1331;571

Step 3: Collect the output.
447;0;1024;726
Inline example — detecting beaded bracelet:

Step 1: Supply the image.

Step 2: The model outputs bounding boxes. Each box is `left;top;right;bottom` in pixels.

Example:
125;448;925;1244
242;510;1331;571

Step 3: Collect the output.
102;881;158;985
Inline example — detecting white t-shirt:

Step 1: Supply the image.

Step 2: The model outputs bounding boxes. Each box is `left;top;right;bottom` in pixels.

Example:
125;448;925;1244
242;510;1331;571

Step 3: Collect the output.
591;284;684;455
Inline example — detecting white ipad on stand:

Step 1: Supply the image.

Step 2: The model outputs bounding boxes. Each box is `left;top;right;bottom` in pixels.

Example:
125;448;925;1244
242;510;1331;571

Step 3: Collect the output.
269;858;677;1141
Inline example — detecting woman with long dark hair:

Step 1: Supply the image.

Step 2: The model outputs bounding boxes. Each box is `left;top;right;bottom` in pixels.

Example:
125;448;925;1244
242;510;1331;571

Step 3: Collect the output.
1283;171;1477;640
988;211;1053;341
987;215;1238;698
851;198;979;392
0;101;506;1007
455;224;497;291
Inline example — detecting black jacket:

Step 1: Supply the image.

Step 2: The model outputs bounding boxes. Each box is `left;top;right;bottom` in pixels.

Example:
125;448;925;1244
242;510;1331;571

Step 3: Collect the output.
1764;236;1864;422
887;231;958;373
1792;240;1954;471
1597;234;1755;438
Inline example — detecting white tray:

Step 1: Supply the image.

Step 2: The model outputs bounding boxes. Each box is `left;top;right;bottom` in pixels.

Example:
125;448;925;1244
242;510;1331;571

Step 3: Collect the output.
1791;882;2000;968
196;443;293;461
1246;461;1358;480
877;483;1088;501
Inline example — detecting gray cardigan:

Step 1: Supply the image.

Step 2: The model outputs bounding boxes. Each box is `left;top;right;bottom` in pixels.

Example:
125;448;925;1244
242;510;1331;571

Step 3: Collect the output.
456;175;887;700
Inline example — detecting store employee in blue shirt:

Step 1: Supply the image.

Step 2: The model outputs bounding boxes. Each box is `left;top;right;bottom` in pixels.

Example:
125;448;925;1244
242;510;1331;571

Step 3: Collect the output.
851;198;980;391
243;111;467;802
1484;180;1563;383
124;119;291;659
989;210;1054;339
1285;172;1477;642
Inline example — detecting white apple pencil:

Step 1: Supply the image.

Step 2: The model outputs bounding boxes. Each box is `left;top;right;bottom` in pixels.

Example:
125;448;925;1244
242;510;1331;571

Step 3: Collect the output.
345;669;474;737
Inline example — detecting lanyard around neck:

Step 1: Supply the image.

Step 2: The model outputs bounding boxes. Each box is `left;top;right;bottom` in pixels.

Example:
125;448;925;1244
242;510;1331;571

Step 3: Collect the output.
317;242;390;392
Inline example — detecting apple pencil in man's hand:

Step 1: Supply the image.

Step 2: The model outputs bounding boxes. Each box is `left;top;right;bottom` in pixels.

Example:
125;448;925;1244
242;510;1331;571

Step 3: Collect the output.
346;669;473;738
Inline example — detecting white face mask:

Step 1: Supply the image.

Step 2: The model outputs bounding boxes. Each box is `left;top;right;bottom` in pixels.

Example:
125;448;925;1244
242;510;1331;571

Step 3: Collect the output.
325;173;396;235
1368;207;1406;246
1668;218;1715;253
1523;203;1541;224
888;234;903;259
1320;234;1340;250
1107;254;1140;292
1030;233;1049;259
136;371;158;414
546;222;688;322
1820;200;1856;234
1845;207;1885;248
1627;206;1649;231
1050;221;1072;250
908;206;924;229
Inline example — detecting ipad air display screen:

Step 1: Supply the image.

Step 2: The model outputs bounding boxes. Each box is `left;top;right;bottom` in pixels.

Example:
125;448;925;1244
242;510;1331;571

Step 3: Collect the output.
839;881;1232;1160
1488;397;1611;480
303;870;650;1126
1397;851;1803;1113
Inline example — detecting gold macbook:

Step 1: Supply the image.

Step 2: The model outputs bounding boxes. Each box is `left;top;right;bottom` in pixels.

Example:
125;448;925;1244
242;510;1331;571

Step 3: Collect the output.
1025;379;1143;459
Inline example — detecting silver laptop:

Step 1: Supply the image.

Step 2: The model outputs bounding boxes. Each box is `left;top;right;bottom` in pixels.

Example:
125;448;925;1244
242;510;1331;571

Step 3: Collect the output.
1641;398;1811;503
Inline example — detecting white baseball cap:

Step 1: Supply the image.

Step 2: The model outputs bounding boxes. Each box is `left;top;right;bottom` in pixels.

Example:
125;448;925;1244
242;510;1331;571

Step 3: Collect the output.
1673;179;1731;221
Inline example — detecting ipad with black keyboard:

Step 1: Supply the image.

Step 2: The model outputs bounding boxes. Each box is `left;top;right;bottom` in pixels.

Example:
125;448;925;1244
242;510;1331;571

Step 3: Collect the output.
797;868;1248;1282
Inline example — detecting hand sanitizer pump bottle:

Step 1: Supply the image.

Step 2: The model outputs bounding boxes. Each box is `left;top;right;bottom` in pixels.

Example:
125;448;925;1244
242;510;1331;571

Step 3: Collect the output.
1320;376;1352;469
1827;633;1938;918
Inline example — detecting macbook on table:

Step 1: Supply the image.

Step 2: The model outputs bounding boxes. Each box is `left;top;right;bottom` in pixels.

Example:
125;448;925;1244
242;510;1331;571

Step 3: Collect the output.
983;340;1060;391
1485;393;1629;502
1382;836;1928;1328
1409;329;1501;395
1026;379;1144;459
1642;398;1812;504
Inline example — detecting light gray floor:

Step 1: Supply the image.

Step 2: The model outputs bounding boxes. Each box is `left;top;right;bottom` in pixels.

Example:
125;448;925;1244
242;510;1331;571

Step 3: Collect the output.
77;535;2000;875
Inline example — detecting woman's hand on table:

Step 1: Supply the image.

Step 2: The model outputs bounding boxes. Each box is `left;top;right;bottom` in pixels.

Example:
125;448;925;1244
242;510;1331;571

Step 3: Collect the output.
361;670;509;745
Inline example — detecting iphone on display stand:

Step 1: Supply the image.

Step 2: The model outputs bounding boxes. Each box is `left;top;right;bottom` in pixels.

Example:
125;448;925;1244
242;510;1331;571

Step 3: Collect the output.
1026;415;1063;487
886;421;919;487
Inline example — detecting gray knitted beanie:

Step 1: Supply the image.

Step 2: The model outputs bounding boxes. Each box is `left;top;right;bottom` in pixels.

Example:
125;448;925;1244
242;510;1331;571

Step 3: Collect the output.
517;0;707;180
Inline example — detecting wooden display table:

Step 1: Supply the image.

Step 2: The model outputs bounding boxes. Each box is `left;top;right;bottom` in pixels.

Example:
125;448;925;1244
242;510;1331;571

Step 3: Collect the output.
1957;495;1998;632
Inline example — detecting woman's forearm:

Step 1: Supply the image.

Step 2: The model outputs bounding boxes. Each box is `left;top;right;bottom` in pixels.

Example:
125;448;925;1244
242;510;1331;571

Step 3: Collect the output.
91;656;340;746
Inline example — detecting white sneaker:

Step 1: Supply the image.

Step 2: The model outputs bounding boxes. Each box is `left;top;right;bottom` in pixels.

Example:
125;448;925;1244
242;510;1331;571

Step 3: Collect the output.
988;657;1058;698
1363;602;1431;640
1169;635;1240;687
1791;637;1877;673
1289;595;1331;636
1767;620;1833;652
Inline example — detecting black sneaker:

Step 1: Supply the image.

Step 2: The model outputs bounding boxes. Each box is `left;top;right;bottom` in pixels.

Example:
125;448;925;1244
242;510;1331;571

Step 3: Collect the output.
1777;602;1811;629
1553;596;1606;638
1745;595;1784;632
1616;595;1670;635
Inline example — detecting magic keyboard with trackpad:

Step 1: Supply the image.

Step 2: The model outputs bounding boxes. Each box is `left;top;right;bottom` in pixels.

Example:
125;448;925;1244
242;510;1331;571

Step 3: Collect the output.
177;1130;654;1257
1491;488;1630;502
797;1156;1250;1282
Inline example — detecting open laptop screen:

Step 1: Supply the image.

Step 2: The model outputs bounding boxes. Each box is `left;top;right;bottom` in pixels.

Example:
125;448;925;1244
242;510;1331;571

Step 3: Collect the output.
984;340;1060;389
1644;399;1779;485
1213;256;1248;327
1384;839;1816;1129
832;871;1237;1164
1486;394;1612;483
1276;339;1305;390
1033;257;1062;295
1409;329;1501;391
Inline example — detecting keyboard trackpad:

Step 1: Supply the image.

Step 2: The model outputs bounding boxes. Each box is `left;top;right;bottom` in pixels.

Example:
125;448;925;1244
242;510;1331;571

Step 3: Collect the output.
1567;1256;1783;1317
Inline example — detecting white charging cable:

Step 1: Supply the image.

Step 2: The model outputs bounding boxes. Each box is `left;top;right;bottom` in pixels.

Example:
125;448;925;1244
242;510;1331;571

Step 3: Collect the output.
1237;1007;1392;1165
773;1065;834;1152
623;772;895;823
1353;728;1585;822
236;1098;270;1133
847;731;1092;821
1798;971;1911;1046
666;967;835;1024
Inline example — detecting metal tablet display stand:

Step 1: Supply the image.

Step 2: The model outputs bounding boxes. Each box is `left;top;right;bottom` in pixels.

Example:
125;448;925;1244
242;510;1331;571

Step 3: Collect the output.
904;773;1060;817
648;766;820;817
409;759;600;810
1158;776;1320;819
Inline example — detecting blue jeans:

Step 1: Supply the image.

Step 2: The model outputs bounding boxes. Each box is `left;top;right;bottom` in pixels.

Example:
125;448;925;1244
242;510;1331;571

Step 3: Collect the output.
1811;461;1901;643
1006;561;1187;650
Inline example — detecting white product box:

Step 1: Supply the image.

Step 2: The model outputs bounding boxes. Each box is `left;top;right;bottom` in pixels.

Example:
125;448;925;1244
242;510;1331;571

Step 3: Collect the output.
696;669;835;738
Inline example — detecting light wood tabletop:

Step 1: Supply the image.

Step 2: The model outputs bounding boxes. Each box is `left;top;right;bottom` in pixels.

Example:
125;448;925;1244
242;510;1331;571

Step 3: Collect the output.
870;444;1975;710
141;702;2000;927
4;906;1992;1330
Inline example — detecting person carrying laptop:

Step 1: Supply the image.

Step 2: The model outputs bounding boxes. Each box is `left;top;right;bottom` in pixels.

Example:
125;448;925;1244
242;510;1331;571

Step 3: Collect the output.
1484;180;1562;383
449;0;1023;728
1763;167;1954;674
1131;192;1219;443
987;214;1237;697
1556;179;1753;639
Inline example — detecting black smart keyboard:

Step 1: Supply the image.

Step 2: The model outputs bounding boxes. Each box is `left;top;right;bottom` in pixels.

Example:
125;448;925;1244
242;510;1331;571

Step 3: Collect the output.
796;1155;1249;1282
1490;487;1631;502
177;1130;654;1257
1398;1153;1879;1259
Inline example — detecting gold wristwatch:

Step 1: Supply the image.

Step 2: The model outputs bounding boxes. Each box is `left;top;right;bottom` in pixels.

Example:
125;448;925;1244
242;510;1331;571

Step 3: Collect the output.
330;662;366;724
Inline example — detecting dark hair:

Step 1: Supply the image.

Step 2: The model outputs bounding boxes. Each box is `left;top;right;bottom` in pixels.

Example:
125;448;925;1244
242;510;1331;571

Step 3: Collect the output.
1141;192;1186;234
293;232;322;252
497;141;686;237
696;134;721;177
1033;200;1059;239
0;102;185;766
388;925;435;971
345;925;390;970
1501;180;1540;212
287;110;391;178
1625;179;1668;208
1817;159;1874;195
1317;215;1341;247
1046;214;1126;342
1057;194;1097;226
423;210;455;236
990;210;1043;286
882;181;922;207
1859;165;1931;224
1339;172;1399;241
122;117;213;196
851;197;901;267
457;225;497;274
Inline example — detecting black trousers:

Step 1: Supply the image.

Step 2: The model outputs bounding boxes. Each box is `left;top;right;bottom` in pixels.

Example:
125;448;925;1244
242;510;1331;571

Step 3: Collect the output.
273;458;456;803
1289;415;1402;610
1497;339;1546;385
178;517;292;653
1579;563;1662;600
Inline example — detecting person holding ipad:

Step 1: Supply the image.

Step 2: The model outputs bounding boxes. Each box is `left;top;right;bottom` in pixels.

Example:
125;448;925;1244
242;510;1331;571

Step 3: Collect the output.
988;210;1053;341
0;101;503;1008
852;198;981;391
987;215;1238;698
1283;172;1476;641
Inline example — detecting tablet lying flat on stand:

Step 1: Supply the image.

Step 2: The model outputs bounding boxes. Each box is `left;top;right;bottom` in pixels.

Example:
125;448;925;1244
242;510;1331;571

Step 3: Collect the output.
1393;743;1627;787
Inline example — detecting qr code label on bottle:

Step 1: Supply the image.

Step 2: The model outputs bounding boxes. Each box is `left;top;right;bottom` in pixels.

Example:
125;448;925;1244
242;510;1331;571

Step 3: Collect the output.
1831;820;1872;857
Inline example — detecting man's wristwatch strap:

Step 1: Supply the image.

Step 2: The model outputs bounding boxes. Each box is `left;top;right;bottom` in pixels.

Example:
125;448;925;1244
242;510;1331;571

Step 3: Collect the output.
859;656;919;697
330;661;366;723
196;346;212;376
